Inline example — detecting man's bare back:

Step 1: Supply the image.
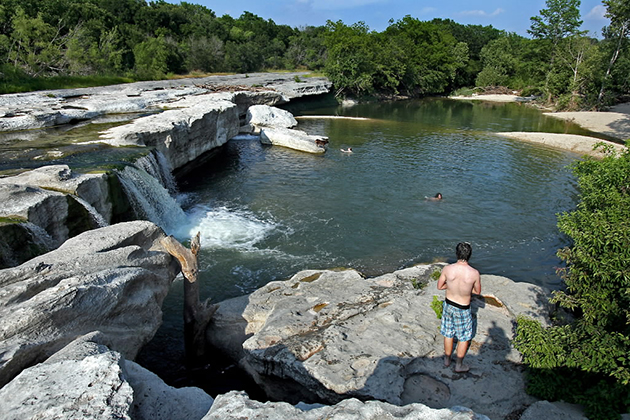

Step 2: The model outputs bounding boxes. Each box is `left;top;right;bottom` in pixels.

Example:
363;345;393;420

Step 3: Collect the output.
437;260;481;306
437;243;481;372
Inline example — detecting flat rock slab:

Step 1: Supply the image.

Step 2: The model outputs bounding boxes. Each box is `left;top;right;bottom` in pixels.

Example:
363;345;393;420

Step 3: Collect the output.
260;127;328;153
208;266;552;420
0;72;331;132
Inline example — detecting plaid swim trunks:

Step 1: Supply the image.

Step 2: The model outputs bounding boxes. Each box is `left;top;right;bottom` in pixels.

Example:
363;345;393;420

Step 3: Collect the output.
440;300;473;342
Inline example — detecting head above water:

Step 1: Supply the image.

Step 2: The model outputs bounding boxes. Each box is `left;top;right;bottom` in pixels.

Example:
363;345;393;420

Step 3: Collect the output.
435;193;442;199
456;242;472;261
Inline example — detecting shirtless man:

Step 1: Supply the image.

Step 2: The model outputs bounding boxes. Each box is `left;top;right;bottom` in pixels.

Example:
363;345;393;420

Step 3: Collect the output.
437;242;481;372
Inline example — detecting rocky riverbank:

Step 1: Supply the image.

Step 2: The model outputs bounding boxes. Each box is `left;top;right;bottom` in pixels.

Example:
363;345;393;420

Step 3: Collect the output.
0;220;576;420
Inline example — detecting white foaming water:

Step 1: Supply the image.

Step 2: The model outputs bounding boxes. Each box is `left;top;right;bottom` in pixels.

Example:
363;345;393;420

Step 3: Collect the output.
187;206;277;250
136;151;178;194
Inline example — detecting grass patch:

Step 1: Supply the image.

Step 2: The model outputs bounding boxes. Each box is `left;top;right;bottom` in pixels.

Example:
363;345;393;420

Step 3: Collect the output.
0;216;27;224
0;73;135;94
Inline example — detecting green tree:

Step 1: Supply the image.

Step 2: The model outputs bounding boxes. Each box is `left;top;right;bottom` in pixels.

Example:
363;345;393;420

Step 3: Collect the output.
133;34;171;79
183;35;224;72
528;0;584;101
515;143;630;419
65;25;125;75
554;34;599;109
430;18;503;88
475;36;518;87
323;20;377;96
286;25;327;70
384;16;468;96
6;7;66;76
598;0;630;107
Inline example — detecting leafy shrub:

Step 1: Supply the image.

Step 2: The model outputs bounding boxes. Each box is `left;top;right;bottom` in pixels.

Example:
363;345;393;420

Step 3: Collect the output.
431;295;443;319
514;144;630;420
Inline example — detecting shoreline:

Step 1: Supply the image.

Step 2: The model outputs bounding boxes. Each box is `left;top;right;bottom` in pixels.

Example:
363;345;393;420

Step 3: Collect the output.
449;94;629;157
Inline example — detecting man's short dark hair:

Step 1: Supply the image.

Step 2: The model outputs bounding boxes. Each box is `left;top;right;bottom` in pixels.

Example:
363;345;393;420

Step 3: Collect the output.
456;242;472;261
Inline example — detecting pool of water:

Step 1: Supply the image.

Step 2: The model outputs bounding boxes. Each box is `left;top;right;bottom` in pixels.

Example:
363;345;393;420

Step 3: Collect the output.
173;98;583;302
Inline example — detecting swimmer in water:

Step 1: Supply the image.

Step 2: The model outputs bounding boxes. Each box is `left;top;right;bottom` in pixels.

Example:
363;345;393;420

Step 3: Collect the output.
425;193;443;201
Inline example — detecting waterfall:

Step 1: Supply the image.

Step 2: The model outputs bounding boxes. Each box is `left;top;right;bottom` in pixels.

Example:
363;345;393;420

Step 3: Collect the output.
116;163;188;235
135;151;178;195
71;195;108;228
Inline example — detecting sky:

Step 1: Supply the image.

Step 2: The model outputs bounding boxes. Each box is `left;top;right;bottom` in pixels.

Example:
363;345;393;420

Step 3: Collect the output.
174;0;611;38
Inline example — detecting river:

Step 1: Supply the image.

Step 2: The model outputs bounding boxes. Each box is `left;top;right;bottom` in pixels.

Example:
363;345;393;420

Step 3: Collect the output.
136;96;592;393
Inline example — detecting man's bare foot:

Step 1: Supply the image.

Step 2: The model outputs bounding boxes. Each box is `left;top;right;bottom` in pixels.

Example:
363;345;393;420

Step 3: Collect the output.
454;363;470;373
444;355;451;367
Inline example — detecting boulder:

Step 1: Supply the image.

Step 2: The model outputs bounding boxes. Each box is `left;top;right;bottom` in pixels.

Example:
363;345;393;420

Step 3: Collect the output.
260;127;328;154
0;332;134;420
125;354;213;420
0;221;179;387
245;104;298;133
206;266;552;419
0;165;117;267
0;183;71;248
519;401;588;420
0;332;213;420
0;221;51;268
203;390;490;420
0;164;112;224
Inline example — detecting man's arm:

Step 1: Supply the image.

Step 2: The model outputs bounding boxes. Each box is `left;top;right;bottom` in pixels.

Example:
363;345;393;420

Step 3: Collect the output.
437;268;448;290
472;271;481;295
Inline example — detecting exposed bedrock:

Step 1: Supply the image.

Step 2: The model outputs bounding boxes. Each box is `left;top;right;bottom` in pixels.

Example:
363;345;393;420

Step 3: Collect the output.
0;332;213;420
206;266;552;419
0;221;179;387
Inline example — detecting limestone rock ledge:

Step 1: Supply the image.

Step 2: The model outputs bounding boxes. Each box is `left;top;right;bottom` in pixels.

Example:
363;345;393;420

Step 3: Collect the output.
0;72;332;133
0;220;179;387
207;266;553;420
203;390;490;420
0;332;213;420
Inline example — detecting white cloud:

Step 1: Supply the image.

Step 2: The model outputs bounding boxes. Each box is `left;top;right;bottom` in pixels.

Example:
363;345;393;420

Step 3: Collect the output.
585;5;607;20
309;0;387;11
459;8;505;18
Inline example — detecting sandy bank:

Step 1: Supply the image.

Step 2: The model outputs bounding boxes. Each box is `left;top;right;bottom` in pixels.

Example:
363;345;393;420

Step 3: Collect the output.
450;94;629;156
496;132;626;157
544;102;630;142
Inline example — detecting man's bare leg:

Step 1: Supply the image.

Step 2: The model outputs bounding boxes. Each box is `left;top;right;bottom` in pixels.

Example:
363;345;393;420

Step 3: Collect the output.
454;340;470;372
443;337;454;367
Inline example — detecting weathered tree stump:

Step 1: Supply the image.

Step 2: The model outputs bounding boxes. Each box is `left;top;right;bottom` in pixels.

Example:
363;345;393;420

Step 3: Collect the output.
161;232;217;360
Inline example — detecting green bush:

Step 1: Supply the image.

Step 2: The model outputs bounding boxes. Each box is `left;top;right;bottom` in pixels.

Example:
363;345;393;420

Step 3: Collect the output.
514;143;630;420
431;295;443;319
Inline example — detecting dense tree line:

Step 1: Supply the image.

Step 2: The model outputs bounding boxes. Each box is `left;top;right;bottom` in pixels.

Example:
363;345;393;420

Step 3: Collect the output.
0;0;325;83
0;0;628;110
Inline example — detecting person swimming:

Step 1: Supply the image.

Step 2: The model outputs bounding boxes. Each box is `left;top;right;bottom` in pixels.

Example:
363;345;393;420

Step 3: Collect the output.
340;147;353;153
425;192;443;201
